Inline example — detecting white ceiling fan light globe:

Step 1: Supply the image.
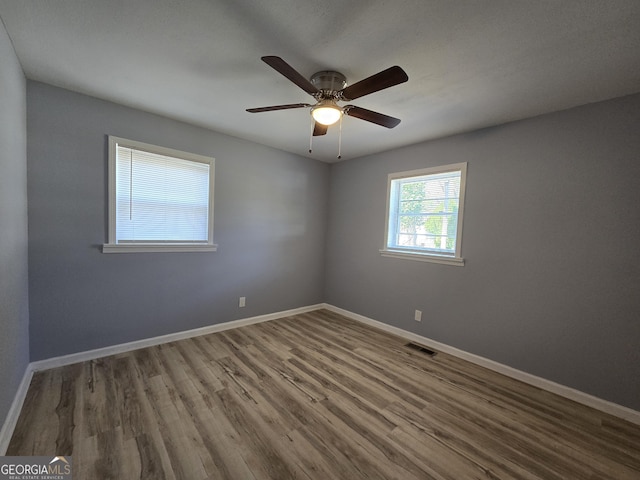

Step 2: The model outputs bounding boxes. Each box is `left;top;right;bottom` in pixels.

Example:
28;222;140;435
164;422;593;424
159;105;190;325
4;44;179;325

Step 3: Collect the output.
311;102;342;126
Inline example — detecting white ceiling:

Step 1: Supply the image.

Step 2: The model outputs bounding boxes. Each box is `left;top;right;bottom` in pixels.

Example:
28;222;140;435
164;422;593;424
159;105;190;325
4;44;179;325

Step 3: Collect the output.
1;1;639;162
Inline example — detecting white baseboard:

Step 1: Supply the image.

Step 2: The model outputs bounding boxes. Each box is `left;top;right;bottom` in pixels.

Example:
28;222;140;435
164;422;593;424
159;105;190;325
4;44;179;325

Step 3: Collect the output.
30;304;324;372
0;365;34;455
322;303;640;426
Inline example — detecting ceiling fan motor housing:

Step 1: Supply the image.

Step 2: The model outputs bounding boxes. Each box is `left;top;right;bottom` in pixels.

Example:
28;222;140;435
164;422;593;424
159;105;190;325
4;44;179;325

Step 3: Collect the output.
310;71;347;98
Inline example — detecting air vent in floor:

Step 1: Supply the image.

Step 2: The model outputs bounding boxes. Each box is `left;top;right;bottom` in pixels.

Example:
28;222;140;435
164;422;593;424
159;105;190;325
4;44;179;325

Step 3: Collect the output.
405;342;437;356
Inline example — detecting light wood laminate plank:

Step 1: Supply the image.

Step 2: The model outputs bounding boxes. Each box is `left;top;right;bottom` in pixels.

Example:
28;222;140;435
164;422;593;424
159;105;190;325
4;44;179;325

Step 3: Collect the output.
7;309;640;479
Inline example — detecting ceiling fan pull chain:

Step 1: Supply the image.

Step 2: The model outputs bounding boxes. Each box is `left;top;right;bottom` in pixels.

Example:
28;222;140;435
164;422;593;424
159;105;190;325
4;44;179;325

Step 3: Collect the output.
337;114;343;159
309;116;314;153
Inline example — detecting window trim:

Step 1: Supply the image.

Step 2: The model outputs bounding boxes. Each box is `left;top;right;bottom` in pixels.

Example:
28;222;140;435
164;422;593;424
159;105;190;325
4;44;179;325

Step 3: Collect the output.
380;162;467;266
103;136;217;254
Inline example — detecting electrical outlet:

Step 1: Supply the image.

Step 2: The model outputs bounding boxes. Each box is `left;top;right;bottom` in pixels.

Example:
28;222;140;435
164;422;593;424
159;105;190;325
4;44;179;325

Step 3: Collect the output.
239;296;246;308
414;309;422;322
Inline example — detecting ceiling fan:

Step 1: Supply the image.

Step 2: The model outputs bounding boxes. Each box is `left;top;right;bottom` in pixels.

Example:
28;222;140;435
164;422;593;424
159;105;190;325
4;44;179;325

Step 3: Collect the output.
246;56;409;138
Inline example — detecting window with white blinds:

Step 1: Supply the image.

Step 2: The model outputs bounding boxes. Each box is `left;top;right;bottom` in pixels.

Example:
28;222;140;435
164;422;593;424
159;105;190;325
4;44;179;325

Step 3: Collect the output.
103;136;216;253
381;163;467;265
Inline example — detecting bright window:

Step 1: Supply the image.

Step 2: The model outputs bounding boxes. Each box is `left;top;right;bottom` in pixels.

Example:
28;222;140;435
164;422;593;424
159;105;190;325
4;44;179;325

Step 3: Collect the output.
381;163;467;265
103;136;216;253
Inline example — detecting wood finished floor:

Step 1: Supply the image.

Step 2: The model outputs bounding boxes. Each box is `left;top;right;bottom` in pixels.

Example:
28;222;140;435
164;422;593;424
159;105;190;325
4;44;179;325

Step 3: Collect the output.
8;309;640;479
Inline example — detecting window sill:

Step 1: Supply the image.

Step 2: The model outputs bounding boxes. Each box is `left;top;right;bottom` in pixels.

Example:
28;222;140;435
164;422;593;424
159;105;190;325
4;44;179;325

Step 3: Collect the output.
102;243;218;254
379;248;464;266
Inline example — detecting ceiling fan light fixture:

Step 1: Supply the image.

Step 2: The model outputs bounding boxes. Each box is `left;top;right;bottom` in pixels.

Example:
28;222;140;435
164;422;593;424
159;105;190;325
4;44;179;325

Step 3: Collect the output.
311;100;342;126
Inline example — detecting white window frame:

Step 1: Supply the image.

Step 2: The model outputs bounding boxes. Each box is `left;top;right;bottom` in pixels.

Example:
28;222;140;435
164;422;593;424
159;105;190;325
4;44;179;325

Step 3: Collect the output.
103;136;217;253
380;162;467;266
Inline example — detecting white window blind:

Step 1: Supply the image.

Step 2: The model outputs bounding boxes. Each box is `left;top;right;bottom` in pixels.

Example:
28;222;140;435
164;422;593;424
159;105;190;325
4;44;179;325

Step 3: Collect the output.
104;136;216;253
382;163;467;265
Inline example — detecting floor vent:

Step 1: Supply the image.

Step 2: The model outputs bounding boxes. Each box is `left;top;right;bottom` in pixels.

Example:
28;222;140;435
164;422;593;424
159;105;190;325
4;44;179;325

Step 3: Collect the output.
405;342;437;356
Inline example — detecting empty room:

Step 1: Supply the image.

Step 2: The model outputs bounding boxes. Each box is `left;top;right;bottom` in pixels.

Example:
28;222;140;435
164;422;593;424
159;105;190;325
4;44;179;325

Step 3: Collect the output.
1;1;639;479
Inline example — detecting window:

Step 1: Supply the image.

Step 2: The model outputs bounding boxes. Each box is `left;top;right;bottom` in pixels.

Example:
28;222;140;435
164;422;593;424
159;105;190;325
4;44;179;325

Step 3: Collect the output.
381;163;467;265
103;136;216;253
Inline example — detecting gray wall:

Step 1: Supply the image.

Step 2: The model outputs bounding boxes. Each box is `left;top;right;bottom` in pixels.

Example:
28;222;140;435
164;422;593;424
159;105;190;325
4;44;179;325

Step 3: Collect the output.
0;23;29;430
27;81;329;361
325;93;640;411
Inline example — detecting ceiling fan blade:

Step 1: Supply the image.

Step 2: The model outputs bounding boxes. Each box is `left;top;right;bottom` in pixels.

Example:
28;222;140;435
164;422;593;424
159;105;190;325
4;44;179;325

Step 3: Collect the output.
340;66;408;101
246;103;310;113
313;122;328;136
344;105;401;128
261;56;319;96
